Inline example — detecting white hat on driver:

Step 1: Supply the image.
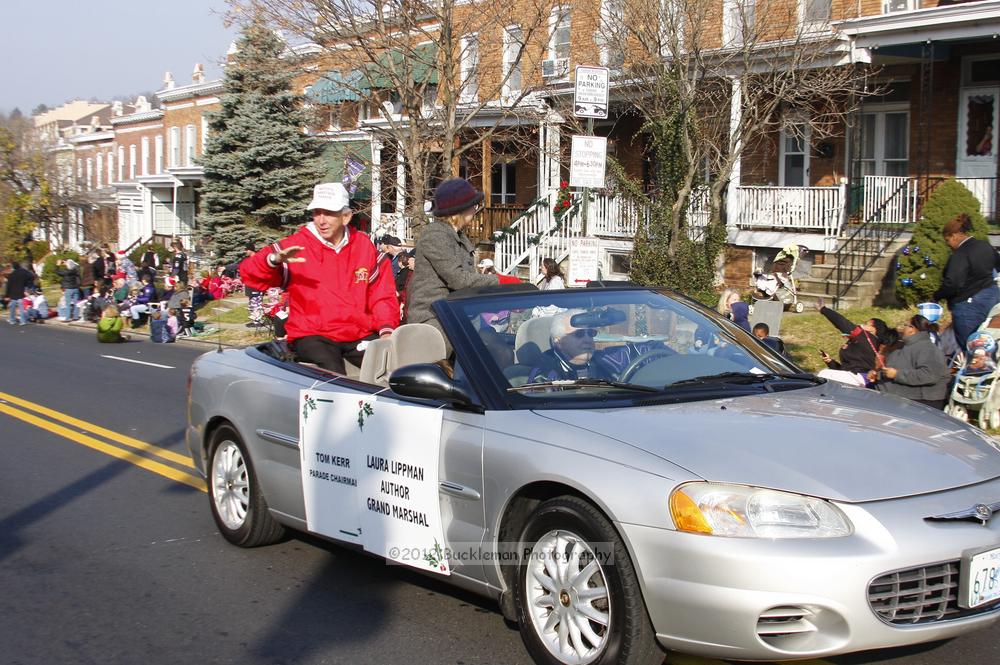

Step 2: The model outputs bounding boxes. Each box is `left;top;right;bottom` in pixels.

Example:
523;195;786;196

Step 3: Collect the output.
307;183;351;212
477;258;494;268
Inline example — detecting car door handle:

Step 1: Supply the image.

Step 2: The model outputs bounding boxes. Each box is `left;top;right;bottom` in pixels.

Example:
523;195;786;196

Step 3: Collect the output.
439;481;481;501
256;429;299;450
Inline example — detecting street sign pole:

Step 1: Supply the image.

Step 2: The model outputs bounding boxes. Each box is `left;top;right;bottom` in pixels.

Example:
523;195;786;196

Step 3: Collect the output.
581;117;594;237
572;66;609;240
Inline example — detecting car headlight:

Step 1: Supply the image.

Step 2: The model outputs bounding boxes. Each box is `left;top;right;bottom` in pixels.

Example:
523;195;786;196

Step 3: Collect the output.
669;482;852;538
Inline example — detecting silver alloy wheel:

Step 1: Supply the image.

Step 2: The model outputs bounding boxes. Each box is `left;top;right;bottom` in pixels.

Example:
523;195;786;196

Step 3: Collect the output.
212;439;250;530
525;529;611;664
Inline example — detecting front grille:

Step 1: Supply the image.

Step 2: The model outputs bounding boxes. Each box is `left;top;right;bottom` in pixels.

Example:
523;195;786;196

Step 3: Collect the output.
869;561;1000;625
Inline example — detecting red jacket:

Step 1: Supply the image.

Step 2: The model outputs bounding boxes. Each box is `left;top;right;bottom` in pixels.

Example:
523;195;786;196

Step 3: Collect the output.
241;225;399;343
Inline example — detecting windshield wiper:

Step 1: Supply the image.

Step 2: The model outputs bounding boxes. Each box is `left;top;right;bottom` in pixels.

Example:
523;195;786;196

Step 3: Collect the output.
666;371;822;389
507;378;660;393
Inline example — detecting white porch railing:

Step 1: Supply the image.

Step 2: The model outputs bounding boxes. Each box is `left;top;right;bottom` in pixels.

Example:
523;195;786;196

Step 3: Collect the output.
862;175;917;224
494;192;561;274
732;185;844;235
589;195;649;237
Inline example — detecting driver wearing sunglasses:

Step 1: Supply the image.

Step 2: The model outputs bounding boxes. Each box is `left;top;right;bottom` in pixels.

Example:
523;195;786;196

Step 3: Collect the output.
527;309;613;382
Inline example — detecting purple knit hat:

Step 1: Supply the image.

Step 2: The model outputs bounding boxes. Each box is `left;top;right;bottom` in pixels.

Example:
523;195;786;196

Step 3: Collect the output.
431;178;484;217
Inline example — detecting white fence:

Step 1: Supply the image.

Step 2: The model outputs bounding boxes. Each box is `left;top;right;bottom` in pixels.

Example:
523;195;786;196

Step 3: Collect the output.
863;175;917;224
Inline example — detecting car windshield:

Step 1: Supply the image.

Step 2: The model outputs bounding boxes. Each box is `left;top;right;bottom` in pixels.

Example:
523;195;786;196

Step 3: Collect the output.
448;287;806;401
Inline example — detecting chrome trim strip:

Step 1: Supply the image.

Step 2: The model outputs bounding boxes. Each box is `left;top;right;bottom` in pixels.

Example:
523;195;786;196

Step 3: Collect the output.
439;481;482;501
256;429;299;450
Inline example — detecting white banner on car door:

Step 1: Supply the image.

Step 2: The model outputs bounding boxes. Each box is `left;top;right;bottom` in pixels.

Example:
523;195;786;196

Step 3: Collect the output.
299;390;450;575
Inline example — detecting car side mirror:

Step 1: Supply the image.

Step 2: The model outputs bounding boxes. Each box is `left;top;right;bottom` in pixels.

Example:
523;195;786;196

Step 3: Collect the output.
389;363;479;410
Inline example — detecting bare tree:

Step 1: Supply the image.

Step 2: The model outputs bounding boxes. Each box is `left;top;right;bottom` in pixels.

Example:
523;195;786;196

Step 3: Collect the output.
0;113;67;262
593;0;872;234
231;0;555;234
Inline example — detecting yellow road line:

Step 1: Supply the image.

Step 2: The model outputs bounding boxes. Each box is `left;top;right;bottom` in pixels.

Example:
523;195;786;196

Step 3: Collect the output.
0;402;205;492
0;390;194;468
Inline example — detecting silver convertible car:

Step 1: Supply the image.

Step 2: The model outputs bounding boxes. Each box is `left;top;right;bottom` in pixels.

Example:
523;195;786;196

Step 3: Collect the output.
186;284;1000;665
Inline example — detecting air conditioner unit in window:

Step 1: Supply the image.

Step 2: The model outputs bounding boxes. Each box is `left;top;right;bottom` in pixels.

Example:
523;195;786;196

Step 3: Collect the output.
541;58;569;79
882;0;911;12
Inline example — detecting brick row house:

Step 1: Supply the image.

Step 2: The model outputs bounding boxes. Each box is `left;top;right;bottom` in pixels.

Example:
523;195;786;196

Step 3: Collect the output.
33;101;113;250
111;67;221;253
299;0;1000;293
31;66;220;256
30;0;999;296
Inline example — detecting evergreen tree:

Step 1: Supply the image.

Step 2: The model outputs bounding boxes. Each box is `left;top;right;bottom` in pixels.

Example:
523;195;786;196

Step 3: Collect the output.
896;179;989;306
199;19;325;265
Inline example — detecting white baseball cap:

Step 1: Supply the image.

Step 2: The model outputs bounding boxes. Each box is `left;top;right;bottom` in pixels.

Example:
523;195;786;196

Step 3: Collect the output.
307;183;351;212
477;258;494;268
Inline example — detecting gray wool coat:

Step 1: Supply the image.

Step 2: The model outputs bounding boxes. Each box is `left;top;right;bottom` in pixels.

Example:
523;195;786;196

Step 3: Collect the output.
877;331;951;402
406;221;498;332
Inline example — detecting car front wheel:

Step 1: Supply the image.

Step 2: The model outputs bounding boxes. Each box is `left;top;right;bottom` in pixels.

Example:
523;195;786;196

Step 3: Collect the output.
514;496;663;665
208;424;284;547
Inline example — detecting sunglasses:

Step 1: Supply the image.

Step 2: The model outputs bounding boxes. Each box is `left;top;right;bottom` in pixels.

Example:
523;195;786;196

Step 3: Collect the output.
569;328;598;339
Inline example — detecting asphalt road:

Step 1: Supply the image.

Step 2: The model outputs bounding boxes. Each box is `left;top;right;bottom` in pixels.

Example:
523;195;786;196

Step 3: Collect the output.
1;321;999;665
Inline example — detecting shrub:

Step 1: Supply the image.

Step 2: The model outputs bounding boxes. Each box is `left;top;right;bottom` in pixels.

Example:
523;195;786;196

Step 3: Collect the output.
129;242;173;269
27;240;51;263
41;250;81;286
896;179;988;306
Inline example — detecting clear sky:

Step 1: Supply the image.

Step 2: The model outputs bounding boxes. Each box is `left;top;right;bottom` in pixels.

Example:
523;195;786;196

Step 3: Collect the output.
0;0;239;114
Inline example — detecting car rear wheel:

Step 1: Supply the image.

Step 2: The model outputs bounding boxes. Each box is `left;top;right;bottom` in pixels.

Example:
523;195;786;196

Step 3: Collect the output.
208;425;284;547
514;496;663;665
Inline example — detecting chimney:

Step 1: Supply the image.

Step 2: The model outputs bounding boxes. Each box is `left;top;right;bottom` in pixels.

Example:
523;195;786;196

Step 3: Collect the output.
192;63;205;84
112;100;124;116
163;71;175;90
135;95;150;113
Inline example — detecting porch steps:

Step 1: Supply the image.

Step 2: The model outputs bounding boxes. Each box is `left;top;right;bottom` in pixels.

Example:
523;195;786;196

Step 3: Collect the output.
793;238;909;310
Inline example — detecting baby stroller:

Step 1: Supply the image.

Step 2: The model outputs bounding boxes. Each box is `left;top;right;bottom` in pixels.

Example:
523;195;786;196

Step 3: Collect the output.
945;332;1000;429
752;245;811;313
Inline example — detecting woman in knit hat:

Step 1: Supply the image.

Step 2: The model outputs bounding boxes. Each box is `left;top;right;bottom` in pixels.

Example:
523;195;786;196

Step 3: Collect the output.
406;178;520;341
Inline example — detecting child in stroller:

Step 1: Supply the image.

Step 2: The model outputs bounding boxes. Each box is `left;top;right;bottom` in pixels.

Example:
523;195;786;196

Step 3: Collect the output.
752;244;809;313
945;331;1000;429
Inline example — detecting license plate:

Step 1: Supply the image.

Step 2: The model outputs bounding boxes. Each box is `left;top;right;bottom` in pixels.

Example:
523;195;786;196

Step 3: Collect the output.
962;547;1000;609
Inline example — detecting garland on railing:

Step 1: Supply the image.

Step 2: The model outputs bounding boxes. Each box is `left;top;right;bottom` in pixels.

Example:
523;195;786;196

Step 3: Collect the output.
528;194;581;246
490;187;579;246
491;195;550;243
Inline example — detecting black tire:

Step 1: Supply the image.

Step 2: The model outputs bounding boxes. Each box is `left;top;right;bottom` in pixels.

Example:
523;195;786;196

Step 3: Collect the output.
207;425;285;547
514;496;664;665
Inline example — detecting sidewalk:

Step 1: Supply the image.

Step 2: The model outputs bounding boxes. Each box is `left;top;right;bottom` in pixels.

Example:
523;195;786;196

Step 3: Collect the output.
47;294;270;348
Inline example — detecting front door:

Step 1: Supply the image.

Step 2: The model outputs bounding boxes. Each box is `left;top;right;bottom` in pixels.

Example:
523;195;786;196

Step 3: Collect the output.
957;87;998;218
957;87;998;179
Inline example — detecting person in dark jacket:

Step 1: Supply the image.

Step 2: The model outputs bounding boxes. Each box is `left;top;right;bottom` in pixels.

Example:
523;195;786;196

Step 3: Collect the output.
934;213;1000;347
169;239;188;284
80;253;97;298
55;258;82;321
407;178;520;344
869;315;950;409
4;262;34;325
814;297;892;386
100;244;117;286
128;275;157;326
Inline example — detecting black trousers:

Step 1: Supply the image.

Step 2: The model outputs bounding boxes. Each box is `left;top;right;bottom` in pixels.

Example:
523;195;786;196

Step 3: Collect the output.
291;334;377;374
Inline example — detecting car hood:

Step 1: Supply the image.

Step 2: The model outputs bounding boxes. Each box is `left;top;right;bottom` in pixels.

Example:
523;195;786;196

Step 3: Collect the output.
536;383;1000;502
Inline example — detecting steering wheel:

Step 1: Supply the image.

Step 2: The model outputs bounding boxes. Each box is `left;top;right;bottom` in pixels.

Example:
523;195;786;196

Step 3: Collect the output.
620;349;677;383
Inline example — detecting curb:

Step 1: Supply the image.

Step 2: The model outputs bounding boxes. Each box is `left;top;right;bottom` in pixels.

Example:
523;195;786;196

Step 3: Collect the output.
60;319;240;348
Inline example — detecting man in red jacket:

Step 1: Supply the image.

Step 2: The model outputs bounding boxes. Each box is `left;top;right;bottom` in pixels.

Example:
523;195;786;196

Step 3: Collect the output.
241;182;399;373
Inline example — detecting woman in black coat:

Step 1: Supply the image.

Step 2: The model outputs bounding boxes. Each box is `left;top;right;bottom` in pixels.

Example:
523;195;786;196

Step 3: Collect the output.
814;297;892;387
